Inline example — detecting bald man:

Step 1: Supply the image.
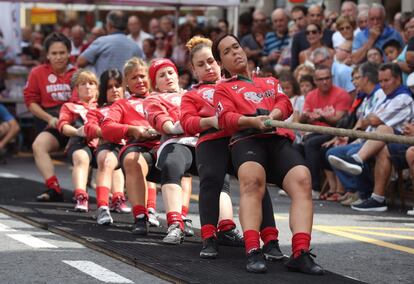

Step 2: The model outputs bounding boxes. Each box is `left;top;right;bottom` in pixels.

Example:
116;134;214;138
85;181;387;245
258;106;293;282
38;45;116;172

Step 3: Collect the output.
127;15;152;50
70;25;86;62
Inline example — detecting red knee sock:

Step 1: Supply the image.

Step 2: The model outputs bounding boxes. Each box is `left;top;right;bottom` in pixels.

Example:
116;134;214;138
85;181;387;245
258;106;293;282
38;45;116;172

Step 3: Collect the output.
112;191;124;202
96;186;109;208
260;227;279;246
74;189;88;200
147;187;157;210
181;205;189;217
244;230;260;254
218;219;236;232
292;232;311;258
132;205;148;219
201;224;217;240
45;176;61;193
166;211;184;230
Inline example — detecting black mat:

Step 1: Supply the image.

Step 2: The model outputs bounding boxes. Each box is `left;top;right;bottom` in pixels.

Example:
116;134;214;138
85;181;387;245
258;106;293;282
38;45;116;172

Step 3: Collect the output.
0;177;364;284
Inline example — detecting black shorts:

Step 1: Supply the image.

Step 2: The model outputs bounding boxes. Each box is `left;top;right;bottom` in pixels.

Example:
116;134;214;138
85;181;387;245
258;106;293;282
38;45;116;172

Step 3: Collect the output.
95;143;122;169
231;136;306;187
66;139;97;168
42;128;69;149
119;143;161;183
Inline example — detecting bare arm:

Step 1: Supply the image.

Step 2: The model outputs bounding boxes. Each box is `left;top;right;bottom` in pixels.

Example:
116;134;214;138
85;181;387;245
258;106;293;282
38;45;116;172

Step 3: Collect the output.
28;102;57;127
76;55;90;68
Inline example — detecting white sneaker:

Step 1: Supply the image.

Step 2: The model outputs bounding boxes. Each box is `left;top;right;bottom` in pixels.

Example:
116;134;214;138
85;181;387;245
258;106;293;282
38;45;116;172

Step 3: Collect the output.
328;155;363;175
97;206;113;225
407;208;414;216
350;198;366;206
148;208;160;227
311;190;320;200
74;195;89;212
278;189;288;197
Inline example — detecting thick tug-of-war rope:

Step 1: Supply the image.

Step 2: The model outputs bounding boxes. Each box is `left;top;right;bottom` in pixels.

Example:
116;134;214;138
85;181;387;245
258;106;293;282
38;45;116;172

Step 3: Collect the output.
263;120;414;145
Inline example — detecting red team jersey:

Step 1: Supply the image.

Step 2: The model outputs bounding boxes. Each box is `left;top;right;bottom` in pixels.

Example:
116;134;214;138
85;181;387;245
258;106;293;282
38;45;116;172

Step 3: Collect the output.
101;96;159;149
23;64;77;109
180;83;231;146
57;101;98;148
214;76;295;142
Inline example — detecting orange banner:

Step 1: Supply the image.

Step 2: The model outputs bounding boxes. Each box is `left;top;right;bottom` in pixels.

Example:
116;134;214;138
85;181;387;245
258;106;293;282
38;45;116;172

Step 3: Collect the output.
31;8;57;24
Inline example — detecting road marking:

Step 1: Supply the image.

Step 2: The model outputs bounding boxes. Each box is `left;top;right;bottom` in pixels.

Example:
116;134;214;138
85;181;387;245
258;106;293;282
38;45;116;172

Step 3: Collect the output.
0;222;16;232
6;234;58;248
62;261;133;283
342;228;414;241
0;172;20;178
274;214;288;220
314;225;414;255
326;226;414;232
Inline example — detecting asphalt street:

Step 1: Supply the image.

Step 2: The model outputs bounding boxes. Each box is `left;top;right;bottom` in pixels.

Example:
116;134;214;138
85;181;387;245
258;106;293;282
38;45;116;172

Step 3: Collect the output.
0;154;413;284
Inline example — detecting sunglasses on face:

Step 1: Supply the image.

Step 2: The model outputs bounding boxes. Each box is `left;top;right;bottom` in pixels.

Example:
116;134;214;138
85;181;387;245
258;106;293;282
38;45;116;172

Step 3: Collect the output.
306;29;319;35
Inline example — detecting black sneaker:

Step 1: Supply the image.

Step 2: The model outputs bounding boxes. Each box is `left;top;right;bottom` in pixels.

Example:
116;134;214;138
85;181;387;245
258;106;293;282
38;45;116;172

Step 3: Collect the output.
36;189;64;202
132;215;148;236
163;223;184;245
286;250;324;275
217;228;244;247
351;197;388;212
262;240;286;261
200;237;218;259
183;218;194;237
246;249;267;273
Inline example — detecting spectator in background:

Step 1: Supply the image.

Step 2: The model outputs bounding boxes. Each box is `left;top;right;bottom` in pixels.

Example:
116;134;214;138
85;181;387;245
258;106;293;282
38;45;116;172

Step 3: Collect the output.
142;38;156;64
20;29;43;68
393;12;403;34
332;1;358;48
366;47;383;65
291;4;334;71
160;15;175;42
352;3;404;64
334;16;357;66
383;40;402;62
396;15;414;84
178;68;192;90
0;104;20;154
299;24;334;66
275;21;299;73
148;18;160;36
0;29;15;92
294;63;315;82
238;12;253;41
291;5;308;31
357;10;369;31
185;14;198;28
80;26;106;53
262;8;290;68
171;23;194;69
128;15;152;50
325;11;339;32
69;25;86;64
154;31;172;59
77;10;143;77
241;10;268;63
218;19;229;34
20;26;32;50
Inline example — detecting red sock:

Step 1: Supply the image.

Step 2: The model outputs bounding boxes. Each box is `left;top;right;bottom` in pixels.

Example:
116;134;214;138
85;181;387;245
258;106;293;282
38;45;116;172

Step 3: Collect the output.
201;224;217;240
292;232;311;258
260;227;279;246
218;219;236;232
132;205;148;219
147;187;157;209
112;191;124;202
45;176;61;193
74;189;88;200
96;186;109;208
181;205;189;217
166;211;184;230
244;230;260;254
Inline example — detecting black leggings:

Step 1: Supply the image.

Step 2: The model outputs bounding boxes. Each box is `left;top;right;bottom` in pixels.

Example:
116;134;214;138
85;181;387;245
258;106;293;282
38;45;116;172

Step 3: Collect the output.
157;143;196;185
196;137;276;230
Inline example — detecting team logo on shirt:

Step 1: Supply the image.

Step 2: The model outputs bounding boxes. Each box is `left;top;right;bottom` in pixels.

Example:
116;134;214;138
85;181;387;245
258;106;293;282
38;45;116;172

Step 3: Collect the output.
231;85;238;90
202;89;214;103
266;79;274;85
48;74;57;83
216;102;224;116
277;84;285;94
244;92;263;103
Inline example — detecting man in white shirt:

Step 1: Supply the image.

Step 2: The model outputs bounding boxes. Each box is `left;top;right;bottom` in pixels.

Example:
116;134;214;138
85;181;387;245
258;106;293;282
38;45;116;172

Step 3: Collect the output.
127;15;152;50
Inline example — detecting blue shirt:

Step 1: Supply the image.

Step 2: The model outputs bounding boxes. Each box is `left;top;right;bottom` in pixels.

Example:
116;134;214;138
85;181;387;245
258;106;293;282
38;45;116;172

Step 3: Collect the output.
353;26;404;53
263;31;290;56
81;32;143;77
331;62;355;93
0;104;14;123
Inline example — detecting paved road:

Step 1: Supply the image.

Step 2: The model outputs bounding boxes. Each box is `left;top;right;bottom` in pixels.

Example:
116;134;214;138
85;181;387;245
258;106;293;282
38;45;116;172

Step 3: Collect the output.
1;154;414;283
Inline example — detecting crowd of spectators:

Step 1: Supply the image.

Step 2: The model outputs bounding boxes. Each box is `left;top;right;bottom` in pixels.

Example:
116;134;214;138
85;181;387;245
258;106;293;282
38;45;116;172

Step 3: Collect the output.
1;2;414;216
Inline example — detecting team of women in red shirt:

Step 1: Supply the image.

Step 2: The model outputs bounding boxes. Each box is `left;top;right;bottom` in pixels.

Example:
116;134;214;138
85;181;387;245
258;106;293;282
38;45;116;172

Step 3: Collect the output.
23;32;324;275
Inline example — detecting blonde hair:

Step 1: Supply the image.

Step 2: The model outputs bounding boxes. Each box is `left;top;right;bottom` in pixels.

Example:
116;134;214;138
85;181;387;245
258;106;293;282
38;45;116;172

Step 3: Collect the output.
186;36;212;65
72;69;99;87
123;57;148;79
336;15;356;30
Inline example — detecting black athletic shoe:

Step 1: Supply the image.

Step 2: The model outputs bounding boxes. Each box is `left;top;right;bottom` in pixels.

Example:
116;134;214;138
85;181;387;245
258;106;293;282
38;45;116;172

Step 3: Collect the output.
132;215;148;236
200;237;218;259
262;240;286;261
217;228;244;247
183;218;194;237
285;250;324;275
36;188;64;202
246;249;267;273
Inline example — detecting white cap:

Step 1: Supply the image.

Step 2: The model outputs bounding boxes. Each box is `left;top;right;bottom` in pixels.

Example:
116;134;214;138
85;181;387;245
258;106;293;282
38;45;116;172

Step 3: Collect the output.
407;72;414;87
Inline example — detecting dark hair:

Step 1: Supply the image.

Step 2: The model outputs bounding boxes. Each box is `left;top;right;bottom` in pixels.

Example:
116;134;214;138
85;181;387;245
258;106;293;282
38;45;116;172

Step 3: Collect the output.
98;69;123;107
379;63;402;79
143;38;156;49
383;39;402;51
306;23;322;33
359;62;379;84
212;33;241;62
291;5;308;16
218;19;229;28
299;74;316;87
43;32;71;53
106;10;128;32
239;12;253;26
278;71;300;96
368;46;383;57
314;64;331;73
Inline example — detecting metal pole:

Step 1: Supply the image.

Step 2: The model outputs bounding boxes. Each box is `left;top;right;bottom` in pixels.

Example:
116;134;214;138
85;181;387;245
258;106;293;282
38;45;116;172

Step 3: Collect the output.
233;5;239;36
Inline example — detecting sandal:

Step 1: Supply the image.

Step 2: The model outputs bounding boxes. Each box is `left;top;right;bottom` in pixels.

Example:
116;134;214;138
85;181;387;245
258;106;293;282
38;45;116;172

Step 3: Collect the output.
326;192;344;201
319;191;334;200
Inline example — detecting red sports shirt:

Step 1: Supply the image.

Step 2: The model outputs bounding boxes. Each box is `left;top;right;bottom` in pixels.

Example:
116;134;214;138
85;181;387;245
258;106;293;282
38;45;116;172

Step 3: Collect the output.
214;75;294;142
24;64;77;109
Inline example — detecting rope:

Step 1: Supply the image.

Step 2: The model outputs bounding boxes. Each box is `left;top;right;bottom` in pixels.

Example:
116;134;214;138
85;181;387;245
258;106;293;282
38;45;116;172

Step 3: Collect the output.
263;120;414;145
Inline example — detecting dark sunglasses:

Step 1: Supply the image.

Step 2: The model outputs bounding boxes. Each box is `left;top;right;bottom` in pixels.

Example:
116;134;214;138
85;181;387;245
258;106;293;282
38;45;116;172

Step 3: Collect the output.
306;29;319;35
